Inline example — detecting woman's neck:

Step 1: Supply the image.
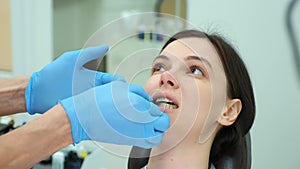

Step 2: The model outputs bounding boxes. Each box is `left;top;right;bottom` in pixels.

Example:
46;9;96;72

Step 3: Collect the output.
147;139;213;169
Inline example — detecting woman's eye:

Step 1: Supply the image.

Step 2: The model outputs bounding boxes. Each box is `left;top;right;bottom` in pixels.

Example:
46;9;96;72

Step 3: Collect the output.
190;66;204;76
152;64;166;73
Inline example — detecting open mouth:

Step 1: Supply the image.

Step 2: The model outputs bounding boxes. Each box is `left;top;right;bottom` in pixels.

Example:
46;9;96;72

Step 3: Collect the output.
153;97;179;110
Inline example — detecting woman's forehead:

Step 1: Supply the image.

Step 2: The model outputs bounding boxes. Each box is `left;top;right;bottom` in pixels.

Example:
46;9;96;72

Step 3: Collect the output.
162;38;219;60
161;38;223;67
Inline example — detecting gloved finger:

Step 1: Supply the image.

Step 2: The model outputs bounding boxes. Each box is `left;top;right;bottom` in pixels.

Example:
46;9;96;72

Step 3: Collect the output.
77;45;109;67
148;102;163;116
95;72;126;86
122;93;160;123
143;134;164;148
59;49;80;60
129;84;152;101
153;113;170;132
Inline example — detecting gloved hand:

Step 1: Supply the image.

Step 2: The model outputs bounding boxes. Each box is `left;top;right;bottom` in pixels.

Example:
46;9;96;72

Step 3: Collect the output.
25;45;123;114
60;81;170;148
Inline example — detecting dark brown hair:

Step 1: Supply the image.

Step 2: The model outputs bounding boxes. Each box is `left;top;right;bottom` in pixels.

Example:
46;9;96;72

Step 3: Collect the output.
128;29;255;169
205;32;255;167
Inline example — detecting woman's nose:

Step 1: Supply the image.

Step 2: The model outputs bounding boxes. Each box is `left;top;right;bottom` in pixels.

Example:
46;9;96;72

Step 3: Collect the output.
159;72;179;89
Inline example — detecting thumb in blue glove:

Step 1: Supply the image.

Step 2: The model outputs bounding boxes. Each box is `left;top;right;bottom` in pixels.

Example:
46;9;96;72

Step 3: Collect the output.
60;81;170;148
25;45;124;114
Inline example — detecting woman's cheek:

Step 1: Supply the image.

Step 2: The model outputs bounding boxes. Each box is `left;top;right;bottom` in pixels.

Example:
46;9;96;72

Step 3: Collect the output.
144;76;159;94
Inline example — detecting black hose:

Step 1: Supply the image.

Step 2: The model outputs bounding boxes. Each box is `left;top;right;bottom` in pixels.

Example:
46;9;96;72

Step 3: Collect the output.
128;147;151;169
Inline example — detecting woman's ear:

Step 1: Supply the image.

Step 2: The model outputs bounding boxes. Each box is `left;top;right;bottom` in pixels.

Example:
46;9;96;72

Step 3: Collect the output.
218;99;242;126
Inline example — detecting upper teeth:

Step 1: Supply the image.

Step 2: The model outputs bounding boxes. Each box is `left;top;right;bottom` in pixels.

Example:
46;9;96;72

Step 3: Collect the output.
154;97;178;109
155;97;173;104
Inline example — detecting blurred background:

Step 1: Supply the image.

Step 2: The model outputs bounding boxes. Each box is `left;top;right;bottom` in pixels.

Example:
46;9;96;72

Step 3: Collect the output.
0;0;300;168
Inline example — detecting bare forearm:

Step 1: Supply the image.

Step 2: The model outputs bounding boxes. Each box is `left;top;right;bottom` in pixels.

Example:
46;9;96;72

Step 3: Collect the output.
0;104;73;169
0;76;29;115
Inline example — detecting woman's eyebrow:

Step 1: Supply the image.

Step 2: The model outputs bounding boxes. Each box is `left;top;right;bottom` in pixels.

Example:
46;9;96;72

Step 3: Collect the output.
153;55;169;62
185;55;212;69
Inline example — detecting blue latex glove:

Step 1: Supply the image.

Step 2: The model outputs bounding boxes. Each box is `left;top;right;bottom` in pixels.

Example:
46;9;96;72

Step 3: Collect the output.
25;45;123;114
60;81;170;148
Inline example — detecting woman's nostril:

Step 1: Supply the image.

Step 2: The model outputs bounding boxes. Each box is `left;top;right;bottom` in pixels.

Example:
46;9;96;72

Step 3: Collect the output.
160;80;164;86
160;73;177;88
167;80;174;86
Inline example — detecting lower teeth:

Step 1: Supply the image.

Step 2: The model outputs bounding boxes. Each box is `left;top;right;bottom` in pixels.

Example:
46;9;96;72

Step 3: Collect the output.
159;103;177;109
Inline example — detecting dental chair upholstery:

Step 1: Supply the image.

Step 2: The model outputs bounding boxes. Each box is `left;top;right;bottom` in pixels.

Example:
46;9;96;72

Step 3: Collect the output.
128;133;251;169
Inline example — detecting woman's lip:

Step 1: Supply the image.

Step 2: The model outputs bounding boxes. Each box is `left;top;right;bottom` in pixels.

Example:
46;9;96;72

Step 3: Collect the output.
159;106;177;114
152;91;179;110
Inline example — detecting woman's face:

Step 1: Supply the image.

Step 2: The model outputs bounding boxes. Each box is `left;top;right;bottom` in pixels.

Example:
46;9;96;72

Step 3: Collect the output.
145;37;228;151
